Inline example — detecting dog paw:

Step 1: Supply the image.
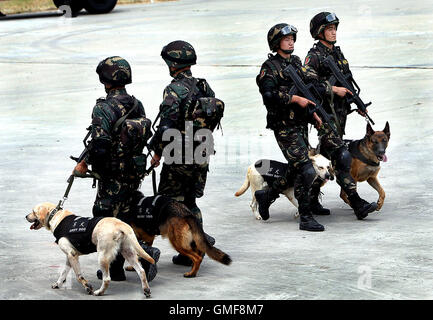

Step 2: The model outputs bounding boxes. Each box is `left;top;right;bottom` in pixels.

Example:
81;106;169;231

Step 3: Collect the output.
144;288;151;298
86;285;94;295
93;289;102;296
51;282;60;289
125;265;135;272
183;272;197;278
255;215;262;220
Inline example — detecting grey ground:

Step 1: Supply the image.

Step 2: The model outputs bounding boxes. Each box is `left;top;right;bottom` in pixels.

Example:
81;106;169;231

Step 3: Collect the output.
1;0;432;300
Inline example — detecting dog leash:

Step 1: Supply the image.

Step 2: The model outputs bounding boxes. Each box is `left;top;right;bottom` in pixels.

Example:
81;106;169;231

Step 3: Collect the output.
46;174;75;226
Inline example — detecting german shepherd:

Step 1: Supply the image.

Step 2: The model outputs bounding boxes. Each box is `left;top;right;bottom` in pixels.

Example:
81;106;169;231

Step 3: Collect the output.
340;122;390;210
120;193;232;278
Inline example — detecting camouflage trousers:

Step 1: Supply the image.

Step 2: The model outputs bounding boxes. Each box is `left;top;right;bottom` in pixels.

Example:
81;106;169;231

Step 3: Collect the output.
272;125;315;208
317;119;357;196
93;178;141;218
157;162;209;225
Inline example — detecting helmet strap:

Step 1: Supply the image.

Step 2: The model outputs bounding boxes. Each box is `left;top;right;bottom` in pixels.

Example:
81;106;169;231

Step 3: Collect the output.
281;49;294;54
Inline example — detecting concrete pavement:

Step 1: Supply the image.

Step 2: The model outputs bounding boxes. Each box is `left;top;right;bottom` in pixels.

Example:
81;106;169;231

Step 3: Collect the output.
1;0;433;300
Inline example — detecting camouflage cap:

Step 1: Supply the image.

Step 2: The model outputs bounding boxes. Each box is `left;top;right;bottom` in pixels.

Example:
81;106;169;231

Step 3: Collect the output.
161;40;197;69
267;23;298;52
96;56;132;86
310;12;339;39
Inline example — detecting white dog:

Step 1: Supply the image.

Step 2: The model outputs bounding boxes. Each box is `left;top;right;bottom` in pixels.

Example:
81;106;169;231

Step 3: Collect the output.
26;202;155;297
235;150;333;220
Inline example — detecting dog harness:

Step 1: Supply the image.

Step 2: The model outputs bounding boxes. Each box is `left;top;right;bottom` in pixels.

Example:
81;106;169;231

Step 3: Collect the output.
119;195;172;236
254;159;295;188
53;215;104;254
347;139;379;167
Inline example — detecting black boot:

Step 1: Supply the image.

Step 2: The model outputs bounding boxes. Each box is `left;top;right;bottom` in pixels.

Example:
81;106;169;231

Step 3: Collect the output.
348;193;378;220
172;254;193;266
310;184;331;216
254;188;280;220
97;253;126;281
299;207;325;232
139;243;160;282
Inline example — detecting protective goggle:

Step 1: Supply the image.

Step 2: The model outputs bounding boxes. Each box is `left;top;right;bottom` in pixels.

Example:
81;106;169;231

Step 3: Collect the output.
325;12;338;23
280;25;298;35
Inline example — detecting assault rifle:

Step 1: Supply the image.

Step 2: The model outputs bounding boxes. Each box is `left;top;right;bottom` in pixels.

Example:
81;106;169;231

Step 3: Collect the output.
70;126;100;180
283;64;339;137
323;55;375;125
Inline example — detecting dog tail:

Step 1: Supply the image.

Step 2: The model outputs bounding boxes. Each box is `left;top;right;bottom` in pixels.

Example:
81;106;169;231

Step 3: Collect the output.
124;227;155;265
234;166;251;197
186;216;232;266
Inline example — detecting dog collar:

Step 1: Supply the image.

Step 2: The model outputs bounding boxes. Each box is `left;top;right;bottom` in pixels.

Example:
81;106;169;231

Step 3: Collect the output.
349;140;380;167
46;206;61;229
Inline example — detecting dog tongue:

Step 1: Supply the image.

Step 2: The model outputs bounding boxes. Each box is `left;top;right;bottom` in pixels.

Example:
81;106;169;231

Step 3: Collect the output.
382;154;388;162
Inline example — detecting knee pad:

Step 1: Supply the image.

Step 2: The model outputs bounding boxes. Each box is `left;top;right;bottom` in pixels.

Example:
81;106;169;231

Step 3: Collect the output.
333;147;352;171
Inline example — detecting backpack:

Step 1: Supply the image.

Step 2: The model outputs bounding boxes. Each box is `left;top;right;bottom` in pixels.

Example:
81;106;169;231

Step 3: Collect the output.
111;96;153;180
186;79;225;132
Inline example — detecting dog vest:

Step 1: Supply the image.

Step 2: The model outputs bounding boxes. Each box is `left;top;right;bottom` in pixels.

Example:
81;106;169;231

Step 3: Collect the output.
255;159;295;188
119;195;172;236
53;215;104;254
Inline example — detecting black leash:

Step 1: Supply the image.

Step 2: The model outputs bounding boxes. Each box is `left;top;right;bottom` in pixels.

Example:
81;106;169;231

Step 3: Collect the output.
46;174;75;226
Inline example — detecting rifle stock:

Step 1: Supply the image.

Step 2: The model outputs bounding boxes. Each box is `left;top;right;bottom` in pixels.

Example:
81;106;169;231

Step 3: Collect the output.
323;56;375;125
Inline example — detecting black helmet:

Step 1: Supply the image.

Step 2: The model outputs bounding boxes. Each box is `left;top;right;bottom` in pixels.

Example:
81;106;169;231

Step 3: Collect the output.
310;12;339;40
161;40;197;69
96;56;132;86
267;23;298;52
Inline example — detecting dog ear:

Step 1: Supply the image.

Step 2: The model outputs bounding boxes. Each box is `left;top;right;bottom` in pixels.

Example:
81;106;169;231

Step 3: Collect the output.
383;121;390;139
366;123;375;137
308;148;317;157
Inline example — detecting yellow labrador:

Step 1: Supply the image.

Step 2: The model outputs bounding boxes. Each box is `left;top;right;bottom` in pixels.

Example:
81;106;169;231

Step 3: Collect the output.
235;150;334;219
26;202;155;297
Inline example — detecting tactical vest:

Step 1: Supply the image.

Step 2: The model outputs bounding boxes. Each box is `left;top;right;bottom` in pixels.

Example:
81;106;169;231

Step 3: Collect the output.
53;215;104;254
310;43;351;79
97;95;152;181
308;43;352;133
259;54;310;129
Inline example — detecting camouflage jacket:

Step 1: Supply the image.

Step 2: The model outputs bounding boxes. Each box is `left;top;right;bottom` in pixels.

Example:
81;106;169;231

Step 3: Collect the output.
89;88;147;180
304;41;352;132
151;70;215;156
257;53;328;130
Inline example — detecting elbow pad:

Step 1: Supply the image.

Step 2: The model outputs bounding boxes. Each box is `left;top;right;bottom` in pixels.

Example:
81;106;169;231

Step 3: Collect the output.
262;90;276;106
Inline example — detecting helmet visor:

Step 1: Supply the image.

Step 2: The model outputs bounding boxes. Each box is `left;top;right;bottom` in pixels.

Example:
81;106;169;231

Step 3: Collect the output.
325;12;338;23
280;25;298;35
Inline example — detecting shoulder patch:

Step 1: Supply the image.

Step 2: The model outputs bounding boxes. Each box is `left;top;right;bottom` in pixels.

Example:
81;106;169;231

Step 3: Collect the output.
259;68;267;80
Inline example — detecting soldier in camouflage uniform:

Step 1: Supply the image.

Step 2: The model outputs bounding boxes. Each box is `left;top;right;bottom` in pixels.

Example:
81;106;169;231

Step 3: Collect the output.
149;41;216;265
304;12;377;219
73;56;160;281
255;23;326;232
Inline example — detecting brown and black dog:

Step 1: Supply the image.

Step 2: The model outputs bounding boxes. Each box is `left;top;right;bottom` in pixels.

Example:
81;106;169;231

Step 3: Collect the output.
119;193;232;278
340;122;390;210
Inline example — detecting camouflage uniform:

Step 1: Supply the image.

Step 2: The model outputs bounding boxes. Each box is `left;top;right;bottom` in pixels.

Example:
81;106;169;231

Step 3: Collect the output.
305;17;358;194
84;56;158;281
255;23;329;232
257;53;322;209
303;12;378;219
150;42;215;224
89;87;147;218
